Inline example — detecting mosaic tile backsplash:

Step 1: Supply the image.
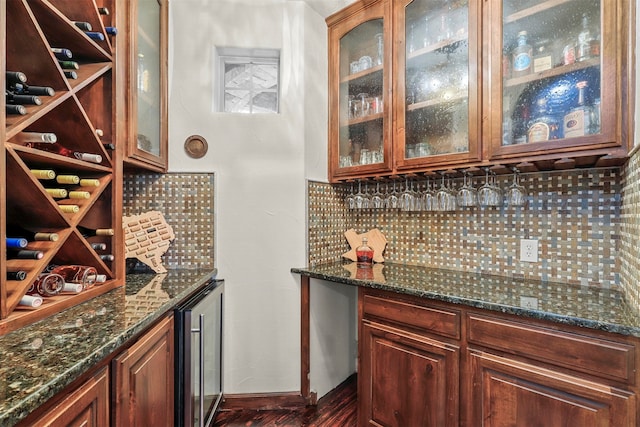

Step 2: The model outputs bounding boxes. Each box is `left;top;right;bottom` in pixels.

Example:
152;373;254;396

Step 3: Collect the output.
123;173;215;270
621;148;640;308
308;168;625;288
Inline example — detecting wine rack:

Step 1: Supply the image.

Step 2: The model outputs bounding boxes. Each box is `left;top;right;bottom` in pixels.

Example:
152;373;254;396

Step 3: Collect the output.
1;0;123;334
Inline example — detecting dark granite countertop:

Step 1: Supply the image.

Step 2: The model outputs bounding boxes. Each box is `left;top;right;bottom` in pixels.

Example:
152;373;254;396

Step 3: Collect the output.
292;261;640;338
0;268;217;427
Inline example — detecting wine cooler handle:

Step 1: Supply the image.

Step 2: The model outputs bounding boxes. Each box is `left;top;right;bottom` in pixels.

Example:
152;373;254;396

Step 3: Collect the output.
198;314;205;427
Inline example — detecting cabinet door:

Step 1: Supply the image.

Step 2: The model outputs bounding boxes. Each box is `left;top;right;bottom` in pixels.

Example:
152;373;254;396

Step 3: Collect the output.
359;321;459;427
327;0;393;181
394;0;481;170
468;349;637;426
112;315;175;427
486;0;626;161
30;366;109;427
125;0;168;171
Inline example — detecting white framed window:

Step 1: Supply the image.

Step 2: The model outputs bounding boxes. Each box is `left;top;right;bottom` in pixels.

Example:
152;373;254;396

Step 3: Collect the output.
215;47;280;114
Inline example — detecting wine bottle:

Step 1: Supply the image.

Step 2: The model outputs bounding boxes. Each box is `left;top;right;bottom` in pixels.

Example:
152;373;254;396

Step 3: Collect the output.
51;47;73;60
91;242;107;251
31;273;64;296
59;204;80;213
68;190;91;199
100;254;115;262
6;237;28;248
7;270;27;281
62;282;84;293
98;7;109;15
6;70;27;85
49;265;98;290
6;104;26;115
7;226;59;242
73;21;92;31
64;71;78;79
80;178;100;187
19;295;43;308
31;169;56;180
78;226;114;237
29;141;102;164
6;90;42;106
46;188;68;198
103;143;115;150
95;274;107;283
58;60;79;70
95;128;104;137
8;249;44;259
57;174;80;184
85;31;105;41
105;26;117;36
15;132;57;144
11;82;55;97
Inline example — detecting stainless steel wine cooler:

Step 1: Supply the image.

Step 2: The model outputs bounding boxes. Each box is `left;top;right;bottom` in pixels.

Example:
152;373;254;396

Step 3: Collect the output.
175;278;224;427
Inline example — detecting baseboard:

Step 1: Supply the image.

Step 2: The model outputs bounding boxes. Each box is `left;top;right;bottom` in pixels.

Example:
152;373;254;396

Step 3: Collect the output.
220;391;316;411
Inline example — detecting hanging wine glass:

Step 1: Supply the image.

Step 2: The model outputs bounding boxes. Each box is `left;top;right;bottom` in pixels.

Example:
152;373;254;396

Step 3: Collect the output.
457;171;477;208
371;181;385;209
354;181;366;209
505;168;527;207
345;182;356;210
421;177;437;211
400;178;415;212
386;180;400;209
478;168;500;207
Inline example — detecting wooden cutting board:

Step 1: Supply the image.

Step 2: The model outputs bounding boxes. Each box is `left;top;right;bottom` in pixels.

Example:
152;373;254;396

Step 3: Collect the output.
342;228;387;263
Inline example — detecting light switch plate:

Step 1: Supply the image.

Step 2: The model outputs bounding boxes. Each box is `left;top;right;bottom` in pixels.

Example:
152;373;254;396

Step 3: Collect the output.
520;239;539;262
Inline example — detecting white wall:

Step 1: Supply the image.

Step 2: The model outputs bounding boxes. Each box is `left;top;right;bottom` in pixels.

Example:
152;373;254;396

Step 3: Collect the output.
169;0;308;394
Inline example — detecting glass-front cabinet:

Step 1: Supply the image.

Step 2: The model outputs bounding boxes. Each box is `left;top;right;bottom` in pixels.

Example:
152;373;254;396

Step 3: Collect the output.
125;0;168;171
394;0;481;170
326;0;631;182
327;0;392;180
487;0;623;161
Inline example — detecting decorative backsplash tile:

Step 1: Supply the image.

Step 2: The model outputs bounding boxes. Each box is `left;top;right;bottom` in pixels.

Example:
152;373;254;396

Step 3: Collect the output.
308;168;623;288
620;148;640;308
123;173;215;270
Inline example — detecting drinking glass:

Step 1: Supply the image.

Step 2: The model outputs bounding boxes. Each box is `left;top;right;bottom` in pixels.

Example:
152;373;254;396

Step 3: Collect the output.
457;171;477;208
421;177;437;211
386;180;400;209
354;181;367;209
436;173;457;211
345;182;356;210
478;168;502;207
400;178;415;212
370;181;385;209
505;169;527;207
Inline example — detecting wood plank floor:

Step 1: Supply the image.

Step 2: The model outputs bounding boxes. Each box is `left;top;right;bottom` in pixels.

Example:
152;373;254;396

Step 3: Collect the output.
213;375;357;426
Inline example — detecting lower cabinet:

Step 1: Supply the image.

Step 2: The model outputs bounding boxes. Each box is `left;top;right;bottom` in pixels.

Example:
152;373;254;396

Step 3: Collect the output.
112;315;175;427
359;321;459;426
18;314;174;427
31;366;110;427
358;288;639;427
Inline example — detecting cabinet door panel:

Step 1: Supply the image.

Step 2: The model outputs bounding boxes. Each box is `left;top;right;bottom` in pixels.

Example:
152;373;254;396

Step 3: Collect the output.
468;349;637;427
360;322;459;427
32;366;109;427
112;315;174;427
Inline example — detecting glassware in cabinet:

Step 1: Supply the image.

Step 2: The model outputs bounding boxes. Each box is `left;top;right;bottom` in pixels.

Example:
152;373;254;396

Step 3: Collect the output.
394;0;481;170
489;0;624;160
328;0;392;181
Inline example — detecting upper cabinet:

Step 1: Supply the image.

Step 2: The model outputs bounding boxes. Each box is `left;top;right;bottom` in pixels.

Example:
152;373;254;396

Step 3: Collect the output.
327;0;633;182
124;0;168;172
327;0;393;181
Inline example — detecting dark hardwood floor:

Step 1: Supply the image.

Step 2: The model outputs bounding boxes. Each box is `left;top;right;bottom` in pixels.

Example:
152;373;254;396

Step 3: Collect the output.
213;374;357;426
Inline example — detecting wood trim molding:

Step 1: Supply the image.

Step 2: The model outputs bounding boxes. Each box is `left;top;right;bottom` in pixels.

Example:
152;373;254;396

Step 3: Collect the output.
220;392;307;411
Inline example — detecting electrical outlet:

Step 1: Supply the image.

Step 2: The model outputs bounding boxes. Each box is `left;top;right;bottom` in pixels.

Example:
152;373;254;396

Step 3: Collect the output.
519;296;539;310
520;239;539;262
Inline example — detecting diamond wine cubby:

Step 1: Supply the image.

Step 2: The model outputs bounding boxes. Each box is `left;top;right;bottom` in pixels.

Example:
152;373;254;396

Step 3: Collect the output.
1;0;121;334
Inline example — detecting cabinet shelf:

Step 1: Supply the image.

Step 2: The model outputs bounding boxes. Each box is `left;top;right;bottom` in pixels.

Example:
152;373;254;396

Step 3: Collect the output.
407;92;467;112
504;0;577;24
341;112;383;127
406;33;468;61
504;58;600;89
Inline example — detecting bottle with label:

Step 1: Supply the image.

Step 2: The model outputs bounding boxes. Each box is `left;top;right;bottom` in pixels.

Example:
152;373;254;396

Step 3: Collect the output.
8;226;59;242
577;13;598;62
14;132;57;145
78;226;115;237
563;81;595;138
532;39;553;73
527;98;562;143
28;141;102;164
511;31;532;77
356;237;374;268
